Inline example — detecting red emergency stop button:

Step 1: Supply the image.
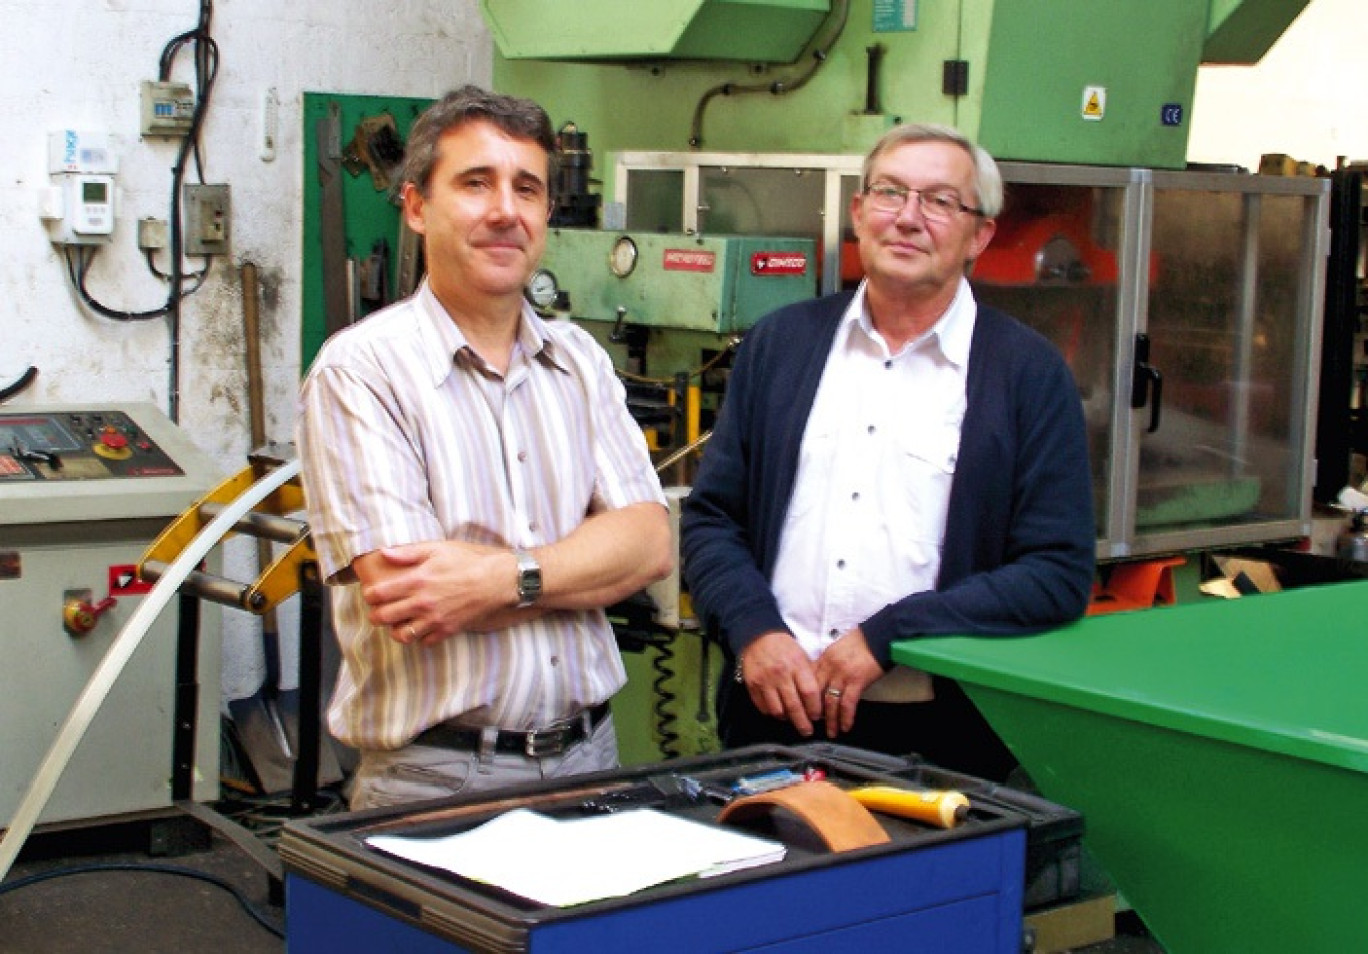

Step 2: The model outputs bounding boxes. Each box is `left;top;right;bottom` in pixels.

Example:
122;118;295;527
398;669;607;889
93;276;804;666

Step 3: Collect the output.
93;427;133;460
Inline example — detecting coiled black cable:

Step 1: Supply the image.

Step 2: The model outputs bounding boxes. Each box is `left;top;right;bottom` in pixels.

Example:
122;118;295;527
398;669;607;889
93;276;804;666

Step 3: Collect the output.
651;638;681;759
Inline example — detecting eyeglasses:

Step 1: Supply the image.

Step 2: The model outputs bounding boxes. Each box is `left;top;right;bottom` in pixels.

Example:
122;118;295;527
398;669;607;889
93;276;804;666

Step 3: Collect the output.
862;183;984;221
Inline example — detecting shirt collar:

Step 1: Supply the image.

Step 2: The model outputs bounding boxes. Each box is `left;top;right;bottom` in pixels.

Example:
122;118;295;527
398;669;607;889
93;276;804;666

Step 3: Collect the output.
413;279;570;384
840;276;977;369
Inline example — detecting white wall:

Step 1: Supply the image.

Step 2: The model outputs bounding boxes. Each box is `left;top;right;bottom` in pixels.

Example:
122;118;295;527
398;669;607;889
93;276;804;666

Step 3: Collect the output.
1189;0;1368;170
0;0;490;701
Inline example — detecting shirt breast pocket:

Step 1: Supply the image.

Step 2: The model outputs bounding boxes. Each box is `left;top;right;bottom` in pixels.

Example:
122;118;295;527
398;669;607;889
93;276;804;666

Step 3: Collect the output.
889;420;961;545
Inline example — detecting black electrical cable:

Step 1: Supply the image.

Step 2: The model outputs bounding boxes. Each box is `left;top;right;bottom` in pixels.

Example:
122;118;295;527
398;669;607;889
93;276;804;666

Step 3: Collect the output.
688;0;851;149
0;861;284;939
61;0;220;422
0;367;39;403
651;639;681;759
66;246;166;321
162;0;219;421
144;248;210;289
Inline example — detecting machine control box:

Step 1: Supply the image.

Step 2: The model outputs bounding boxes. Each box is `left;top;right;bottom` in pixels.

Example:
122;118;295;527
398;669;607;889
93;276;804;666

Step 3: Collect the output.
0;403;223;528
1;409;183;482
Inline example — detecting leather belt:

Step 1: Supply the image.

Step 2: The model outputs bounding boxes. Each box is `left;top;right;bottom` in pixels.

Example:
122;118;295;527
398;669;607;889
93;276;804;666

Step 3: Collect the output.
413;702;610;759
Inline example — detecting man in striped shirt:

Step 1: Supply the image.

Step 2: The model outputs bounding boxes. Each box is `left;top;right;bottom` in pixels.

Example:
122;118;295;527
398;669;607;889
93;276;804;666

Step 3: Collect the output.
298;86;671;810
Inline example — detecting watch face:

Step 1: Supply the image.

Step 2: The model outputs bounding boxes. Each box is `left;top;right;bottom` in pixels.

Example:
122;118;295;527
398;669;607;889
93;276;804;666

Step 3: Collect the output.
515;549;542;607
526;268;560;309
609;235;638;277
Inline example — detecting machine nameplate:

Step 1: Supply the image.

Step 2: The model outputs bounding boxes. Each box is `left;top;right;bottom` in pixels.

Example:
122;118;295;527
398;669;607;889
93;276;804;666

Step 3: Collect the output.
751;252;808;275
662;248;716;273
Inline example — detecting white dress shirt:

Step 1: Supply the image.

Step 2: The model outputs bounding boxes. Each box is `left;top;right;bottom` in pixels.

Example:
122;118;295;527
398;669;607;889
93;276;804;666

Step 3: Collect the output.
769;278;977;699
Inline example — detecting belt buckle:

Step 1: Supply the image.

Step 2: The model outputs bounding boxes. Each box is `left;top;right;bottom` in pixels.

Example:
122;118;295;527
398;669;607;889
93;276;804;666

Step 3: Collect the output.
524;727;565;758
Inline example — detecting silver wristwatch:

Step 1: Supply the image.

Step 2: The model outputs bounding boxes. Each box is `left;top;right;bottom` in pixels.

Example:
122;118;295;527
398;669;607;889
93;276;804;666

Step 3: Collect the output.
514;549;542;608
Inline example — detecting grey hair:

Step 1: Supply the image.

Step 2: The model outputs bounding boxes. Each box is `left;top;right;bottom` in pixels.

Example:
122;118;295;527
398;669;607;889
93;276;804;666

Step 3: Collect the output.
861;123;1003;219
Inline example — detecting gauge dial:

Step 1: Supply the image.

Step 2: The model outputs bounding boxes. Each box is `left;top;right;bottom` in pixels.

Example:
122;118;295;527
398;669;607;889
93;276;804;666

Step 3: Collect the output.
609;235;638;278
525;268;560;310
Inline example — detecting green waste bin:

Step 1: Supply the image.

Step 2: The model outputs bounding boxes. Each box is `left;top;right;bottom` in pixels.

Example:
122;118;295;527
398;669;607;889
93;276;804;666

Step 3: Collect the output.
892;581;1368;954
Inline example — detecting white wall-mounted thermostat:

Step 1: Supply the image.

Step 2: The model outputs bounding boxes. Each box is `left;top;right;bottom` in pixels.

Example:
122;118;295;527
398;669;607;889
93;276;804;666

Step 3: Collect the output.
42;130;119;246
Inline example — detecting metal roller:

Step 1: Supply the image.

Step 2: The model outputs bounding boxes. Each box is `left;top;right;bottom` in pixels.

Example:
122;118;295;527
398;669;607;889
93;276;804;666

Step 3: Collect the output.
139;560;268;612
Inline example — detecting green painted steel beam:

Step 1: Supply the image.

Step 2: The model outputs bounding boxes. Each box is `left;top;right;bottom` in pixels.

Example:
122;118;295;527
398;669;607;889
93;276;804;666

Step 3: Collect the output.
480;0;829;63
1203;0;1311;65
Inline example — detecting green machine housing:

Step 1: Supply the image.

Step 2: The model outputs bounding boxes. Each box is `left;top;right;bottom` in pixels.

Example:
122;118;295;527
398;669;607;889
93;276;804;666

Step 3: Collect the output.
484;0;1311;172
538;229;817;334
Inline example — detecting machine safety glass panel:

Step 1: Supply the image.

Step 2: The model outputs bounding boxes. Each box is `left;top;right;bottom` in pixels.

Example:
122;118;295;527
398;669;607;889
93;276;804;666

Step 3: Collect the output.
971;178;1129;551
1140;177;1323;553
612;153;1327;561
623;169;686;234
698;166;826;244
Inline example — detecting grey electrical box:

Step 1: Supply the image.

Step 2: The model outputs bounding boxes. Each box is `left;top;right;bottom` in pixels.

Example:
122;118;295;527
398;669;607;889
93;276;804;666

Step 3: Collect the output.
183;183;231;255
140;80;195;137
137;217;168;251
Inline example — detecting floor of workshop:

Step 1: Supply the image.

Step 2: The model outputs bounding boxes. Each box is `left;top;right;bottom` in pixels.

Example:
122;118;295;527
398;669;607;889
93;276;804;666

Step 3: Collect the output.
1;796;1165;954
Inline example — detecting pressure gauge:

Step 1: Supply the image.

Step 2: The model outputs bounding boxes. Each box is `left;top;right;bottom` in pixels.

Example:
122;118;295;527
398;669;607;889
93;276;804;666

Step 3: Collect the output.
525;267;560;310
609;235;638;278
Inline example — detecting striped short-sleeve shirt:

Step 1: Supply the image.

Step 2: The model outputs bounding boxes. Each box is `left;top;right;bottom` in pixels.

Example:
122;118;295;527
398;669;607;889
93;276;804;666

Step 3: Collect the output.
297;282;666;750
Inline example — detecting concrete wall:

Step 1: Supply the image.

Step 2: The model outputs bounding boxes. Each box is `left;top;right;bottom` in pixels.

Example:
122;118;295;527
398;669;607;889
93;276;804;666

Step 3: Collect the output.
0;0;490;702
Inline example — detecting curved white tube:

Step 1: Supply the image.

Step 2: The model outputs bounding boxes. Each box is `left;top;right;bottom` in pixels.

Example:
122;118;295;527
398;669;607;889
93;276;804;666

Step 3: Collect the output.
0;459;301;881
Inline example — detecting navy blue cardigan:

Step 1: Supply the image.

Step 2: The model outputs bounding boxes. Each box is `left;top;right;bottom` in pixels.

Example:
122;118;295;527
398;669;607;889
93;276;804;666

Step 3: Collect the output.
681;291;1096;665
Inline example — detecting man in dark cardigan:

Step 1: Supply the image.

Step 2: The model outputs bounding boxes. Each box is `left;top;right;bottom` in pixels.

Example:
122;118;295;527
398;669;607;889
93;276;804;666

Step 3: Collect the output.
681;124;1096;781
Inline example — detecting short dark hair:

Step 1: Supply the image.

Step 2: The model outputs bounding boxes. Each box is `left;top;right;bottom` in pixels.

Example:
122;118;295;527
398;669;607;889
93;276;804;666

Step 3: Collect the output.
399;85;559;200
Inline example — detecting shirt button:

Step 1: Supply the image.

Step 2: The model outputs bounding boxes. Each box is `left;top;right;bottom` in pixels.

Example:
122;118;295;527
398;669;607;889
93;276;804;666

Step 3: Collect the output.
517;450;528;462
550;655;560;667
884;360;893;370
851;491;860;501
867;425;876;435
836;559;846;569
528;521;539;533
828;628;840;638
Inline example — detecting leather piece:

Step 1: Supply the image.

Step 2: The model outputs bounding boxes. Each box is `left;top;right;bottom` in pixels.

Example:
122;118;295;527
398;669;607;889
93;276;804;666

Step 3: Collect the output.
718;780;891;853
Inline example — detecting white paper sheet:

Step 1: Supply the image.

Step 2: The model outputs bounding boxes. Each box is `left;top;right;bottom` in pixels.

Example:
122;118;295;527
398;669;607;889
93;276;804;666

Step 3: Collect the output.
367;807;785;907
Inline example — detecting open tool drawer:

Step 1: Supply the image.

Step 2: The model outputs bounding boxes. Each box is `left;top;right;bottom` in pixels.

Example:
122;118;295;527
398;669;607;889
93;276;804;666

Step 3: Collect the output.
281;744;1030;953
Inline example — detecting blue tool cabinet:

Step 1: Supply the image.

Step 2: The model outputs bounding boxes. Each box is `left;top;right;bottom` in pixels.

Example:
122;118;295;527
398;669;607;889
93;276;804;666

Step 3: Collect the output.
282;745;1026;953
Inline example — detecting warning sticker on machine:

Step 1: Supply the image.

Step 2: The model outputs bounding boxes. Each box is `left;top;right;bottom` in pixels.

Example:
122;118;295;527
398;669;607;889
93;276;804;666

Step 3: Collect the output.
750;252;808;276
1082;85;1106;122
663;249;717;273
109;564;153;596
